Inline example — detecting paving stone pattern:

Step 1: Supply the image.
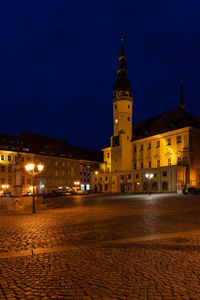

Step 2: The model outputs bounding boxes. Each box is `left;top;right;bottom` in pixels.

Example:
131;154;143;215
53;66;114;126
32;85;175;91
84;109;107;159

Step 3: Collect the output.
1;193;200;299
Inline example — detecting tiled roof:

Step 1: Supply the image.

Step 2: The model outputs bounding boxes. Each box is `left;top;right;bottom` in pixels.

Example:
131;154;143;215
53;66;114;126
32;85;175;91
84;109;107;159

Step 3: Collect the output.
132;107;200;141
0;131;103;162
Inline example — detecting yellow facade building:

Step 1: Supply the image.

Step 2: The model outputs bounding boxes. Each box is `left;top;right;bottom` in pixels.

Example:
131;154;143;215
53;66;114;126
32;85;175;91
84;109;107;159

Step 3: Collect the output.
0;131;102;196
92;38;200;193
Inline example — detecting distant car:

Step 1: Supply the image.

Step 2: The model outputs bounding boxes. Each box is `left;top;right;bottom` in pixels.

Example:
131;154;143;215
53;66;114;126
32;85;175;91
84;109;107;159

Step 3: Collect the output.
188;187;200;194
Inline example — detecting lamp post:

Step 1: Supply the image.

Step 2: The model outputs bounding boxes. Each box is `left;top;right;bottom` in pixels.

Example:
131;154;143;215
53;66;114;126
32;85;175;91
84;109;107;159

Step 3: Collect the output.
145;173;154;196
25;163;44;213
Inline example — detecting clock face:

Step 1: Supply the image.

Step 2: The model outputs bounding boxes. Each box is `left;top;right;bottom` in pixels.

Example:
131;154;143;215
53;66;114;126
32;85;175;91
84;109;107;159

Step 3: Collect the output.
114;118;118;124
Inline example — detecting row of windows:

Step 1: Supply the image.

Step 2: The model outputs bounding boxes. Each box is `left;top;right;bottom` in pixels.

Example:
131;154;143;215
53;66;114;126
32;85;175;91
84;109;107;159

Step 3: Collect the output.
133;136;182;152
95;172;168;182
80;163;94;168
0;165;12;172
133;157;182;169
80;178;90;183
0;155;32;162
80;171;91;176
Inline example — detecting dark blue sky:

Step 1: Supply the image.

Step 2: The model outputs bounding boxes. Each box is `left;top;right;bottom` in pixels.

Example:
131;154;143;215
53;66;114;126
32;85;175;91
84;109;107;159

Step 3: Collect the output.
0;0;200;149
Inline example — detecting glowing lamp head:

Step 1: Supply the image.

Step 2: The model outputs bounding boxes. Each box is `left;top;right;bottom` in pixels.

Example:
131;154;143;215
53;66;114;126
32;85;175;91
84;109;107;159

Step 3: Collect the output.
95;171;99;175
145;173;154;179
37;164;44;172
25;163;35;172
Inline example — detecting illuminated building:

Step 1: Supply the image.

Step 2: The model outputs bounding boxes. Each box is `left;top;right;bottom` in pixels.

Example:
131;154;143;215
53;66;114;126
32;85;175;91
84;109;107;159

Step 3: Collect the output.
92;38;200;193
0;131;102;196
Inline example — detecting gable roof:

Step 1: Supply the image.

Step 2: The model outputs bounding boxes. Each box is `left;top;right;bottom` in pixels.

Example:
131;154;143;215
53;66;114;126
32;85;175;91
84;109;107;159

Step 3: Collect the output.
132;107;200;141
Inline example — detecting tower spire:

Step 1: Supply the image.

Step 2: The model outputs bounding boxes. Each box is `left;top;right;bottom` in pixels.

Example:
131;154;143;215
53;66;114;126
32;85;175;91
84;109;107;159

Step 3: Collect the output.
180;80;186;110
113;35;132;95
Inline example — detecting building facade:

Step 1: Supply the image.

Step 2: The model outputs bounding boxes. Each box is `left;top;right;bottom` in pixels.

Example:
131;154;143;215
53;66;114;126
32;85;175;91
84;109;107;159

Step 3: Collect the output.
0;131;102;196
92;38;200;193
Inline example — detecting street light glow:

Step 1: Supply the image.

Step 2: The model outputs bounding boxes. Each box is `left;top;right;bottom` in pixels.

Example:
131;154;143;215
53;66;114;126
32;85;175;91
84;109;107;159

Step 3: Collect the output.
25;163;35;172
145;173;154;179
1;184;9;189
37;164;44;172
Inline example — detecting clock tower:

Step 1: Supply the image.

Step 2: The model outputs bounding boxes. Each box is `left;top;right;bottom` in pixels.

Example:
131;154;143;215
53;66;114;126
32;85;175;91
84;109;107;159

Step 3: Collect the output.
111;36;133;171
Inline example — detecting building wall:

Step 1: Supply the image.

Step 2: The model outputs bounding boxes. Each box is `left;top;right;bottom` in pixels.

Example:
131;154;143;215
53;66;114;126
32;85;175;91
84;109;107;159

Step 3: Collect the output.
92;165;187;193
0;150;100;196
92;126;200;193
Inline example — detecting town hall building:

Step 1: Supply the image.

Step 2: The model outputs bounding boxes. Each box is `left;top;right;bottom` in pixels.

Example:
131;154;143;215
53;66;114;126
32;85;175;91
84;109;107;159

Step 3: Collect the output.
92;37;200;193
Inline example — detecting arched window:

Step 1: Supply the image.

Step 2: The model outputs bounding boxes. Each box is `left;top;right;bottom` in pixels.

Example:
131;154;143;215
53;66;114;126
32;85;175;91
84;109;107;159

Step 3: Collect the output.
99;184;103;192
162;181;168;191
152;182;158;191
143;182;148;192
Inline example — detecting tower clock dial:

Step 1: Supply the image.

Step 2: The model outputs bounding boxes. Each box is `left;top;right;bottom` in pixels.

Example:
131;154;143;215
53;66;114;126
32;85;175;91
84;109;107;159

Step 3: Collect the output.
114;118;118;124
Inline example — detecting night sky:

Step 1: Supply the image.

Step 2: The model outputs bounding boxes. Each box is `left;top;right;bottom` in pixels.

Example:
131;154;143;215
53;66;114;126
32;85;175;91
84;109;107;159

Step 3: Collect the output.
1;1;200;150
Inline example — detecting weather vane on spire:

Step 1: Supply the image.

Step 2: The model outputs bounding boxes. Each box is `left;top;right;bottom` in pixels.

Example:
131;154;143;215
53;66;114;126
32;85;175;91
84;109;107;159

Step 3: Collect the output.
120;33;124;43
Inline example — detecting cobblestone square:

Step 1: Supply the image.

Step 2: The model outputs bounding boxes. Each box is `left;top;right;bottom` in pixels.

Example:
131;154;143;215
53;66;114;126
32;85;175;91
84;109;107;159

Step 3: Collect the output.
1;193;200;299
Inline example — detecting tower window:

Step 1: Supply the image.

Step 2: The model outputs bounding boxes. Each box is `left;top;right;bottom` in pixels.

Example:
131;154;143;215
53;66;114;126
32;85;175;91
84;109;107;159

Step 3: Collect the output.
141;162;143;169
167;138;171;145
148;143;151;150
177;136;182;144
168;158;171;166
134;163;137;169
149;161;151;168
157;160;160;168
114;105;117;110
128;105;130;109
127;117;130;121
140;144;143;151
156;141;160;148
134;146;136;152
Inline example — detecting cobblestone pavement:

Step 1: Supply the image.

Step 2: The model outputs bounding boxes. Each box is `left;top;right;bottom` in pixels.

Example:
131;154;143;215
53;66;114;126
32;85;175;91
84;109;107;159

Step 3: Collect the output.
1;193;200;299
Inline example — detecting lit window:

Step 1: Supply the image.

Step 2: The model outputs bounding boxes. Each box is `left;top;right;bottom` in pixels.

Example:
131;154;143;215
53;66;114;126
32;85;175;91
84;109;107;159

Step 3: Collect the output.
1;166;5;172
177;136;182;144
1;155;5;161
178;157;181;165
167;138;171;145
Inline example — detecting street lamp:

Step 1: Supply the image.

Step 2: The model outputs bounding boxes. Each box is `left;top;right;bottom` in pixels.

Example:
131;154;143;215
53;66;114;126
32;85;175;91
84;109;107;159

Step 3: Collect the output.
25;163;44;213
145;173;154;196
